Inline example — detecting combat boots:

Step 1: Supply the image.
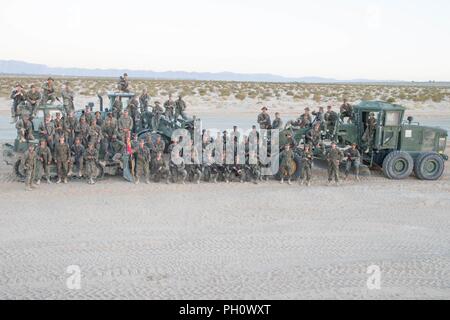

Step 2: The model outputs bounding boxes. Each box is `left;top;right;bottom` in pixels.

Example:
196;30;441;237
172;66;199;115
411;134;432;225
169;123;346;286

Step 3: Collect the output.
135;178;140;185
63;178;68;184
287;178;292;185
280;178;284;184
36;179;41;186
46;178;51;184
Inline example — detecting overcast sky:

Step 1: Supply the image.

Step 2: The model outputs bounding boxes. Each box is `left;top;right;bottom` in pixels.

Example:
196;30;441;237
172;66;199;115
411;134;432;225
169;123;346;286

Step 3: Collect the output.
0;0;449;81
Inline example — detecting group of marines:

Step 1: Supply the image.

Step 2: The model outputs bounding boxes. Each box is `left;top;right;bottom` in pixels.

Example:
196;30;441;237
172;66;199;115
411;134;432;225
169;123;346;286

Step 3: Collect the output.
12;74;372;191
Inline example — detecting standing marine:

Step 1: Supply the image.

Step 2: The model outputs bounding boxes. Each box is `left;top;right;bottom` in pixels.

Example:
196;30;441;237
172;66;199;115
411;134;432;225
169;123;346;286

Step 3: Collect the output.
299;144;313;186
345;143;361;181
257;106;271;129
84;143;99;185
41;77;57;105
54;136;71;184
134;139;151;184
23;144;37;191
326;142;343;185
279;144;294;185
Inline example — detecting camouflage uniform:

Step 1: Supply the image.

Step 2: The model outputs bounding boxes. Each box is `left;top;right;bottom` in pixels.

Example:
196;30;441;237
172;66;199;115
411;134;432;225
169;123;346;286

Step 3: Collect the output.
174;98;188;121
300;149;313;184
112;99;123;119
117;76;129;92
41;82;56;105
345;147;361;179
70;143;85;176
150;139;166;158
139;92;150;113
54;142;71;182
75;119;90;147
87;123;102;148
64;115;77;147
362;114;377;151
272;117;283;130
23;148;37;190
10;88;26;120
151;156;170;183
324;110;338;131
118;115;133;141
326;147;343;183
305;126;321;148
257;112;271;129
61;88;75;114
39;119;55;150
340;102;353;122
169;156;188;183
151;103;164;132
135;145;151;183
127;97;140;132
84;146;99;183
101;122;119;159
16;117;34;142
164;99;175;122
26;90;41;115
53;116;65;142
280;148;294;181
36;144;52;183
298;113;312;128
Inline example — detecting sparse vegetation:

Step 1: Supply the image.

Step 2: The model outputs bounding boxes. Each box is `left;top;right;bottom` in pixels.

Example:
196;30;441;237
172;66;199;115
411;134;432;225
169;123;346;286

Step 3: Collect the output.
1;76;449;106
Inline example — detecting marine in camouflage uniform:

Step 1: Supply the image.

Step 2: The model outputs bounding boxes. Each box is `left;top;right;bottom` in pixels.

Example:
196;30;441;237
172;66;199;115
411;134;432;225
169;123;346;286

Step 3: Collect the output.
151;152;170;183
35;139;52;185
134;140;151;184
139;89;150;113
271;112;283;130
127;96;140;133
186;148;202;184
10;84;26;122
101;118;119;160
117;73;129;92
118;110;133;143
41;78;56;105
298;108;312;128
340;99;353;123
151;101;164;132
53;112;65;142
345;143;361;181
362;113;377;153
16;114;34;142
169;152;187;184
257;107;271;129
149;135;166;159
112;97;123;119
280;145;294;184
64;111;77;147
54;136;71;184
61;83;75;114
300;144;313;186
305;122;322;148
23;144;37;191
174;95;188;121
25;85;41;116
164;95;175;123
87;121;102;149
75;116;90;147
39;114;55;151
326;142;343;184
324;105;338;135
84;143;99;184
70;138;85;178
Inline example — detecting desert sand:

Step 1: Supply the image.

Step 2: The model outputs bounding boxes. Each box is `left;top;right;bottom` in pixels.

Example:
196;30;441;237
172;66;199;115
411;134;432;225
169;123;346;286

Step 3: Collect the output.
0;94;449;300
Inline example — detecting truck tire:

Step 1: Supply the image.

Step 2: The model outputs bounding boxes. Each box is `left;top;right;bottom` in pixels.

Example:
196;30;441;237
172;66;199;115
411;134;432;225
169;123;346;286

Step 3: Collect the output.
382;151;414;180
414;152;445;181
275;153;302;180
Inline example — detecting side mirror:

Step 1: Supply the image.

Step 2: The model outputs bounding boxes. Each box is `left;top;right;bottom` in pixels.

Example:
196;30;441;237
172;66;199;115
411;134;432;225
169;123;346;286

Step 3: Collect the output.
407;116;414;124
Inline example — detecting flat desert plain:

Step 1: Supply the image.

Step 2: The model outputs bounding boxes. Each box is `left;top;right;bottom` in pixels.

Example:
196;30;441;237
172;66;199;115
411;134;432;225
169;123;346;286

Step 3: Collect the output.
0;86;449;299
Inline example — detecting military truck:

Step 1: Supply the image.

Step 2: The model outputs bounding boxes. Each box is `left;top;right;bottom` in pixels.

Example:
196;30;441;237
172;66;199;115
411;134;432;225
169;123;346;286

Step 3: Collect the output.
279;101;447;180
3;103;100;180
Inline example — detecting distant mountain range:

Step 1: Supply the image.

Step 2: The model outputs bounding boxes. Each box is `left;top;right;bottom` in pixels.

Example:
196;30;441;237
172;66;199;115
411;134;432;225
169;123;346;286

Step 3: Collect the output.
0;59;407;83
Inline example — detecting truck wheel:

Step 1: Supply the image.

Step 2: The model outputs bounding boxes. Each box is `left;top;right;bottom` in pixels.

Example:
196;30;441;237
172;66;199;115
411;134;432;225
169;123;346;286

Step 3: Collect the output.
14;159;26;180
414;152;445;181
382;151;414;180
275;153;302;180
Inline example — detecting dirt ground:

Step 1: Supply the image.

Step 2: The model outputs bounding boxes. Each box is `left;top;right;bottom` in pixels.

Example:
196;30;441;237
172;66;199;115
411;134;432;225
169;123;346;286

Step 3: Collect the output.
0;98;449;299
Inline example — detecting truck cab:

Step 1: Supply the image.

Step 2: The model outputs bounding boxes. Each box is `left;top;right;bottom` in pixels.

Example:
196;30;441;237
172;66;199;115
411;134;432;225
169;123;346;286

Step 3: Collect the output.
350;101;447;180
